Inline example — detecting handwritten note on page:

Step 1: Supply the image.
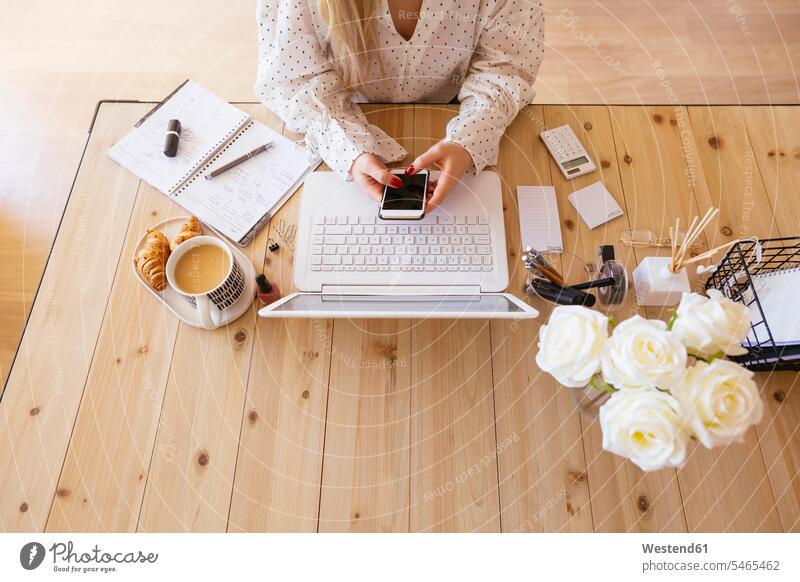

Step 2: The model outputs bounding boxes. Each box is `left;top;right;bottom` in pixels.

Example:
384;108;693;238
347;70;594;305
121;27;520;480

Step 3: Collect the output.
173;121;315;243
108;81;250;194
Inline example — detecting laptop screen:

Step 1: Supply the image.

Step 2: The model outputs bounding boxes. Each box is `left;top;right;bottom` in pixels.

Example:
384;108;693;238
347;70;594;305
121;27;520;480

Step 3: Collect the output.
263;293;536;319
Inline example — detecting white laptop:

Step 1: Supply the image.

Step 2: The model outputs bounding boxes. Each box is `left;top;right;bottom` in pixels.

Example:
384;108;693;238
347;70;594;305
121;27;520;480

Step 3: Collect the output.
258;171;538;319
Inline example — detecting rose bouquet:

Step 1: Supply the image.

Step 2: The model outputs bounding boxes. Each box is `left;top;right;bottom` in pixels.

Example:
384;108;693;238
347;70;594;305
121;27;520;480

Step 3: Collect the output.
534;290;764;471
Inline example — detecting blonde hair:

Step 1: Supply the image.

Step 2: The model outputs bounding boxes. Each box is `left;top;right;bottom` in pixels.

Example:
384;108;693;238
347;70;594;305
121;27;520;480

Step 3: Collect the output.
318;0;379;92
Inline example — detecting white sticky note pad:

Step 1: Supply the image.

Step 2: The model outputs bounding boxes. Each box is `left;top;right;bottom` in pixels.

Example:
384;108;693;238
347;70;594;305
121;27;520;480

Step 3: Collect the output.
568;181;624;229
516;186;563;253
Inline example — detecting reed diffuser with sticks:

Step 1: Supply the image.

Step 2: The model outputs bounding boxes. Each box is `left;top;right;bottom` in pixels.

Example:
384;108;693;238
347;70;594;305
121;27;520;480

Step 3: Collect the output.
632;208;721;307
668;207;720;273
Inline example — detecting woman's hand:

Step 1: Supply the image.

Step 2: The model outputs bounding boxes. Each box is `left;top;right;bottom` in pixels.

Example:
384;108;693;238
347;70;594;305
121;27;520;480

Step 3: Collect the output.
406;142;474;209
350;153;403;201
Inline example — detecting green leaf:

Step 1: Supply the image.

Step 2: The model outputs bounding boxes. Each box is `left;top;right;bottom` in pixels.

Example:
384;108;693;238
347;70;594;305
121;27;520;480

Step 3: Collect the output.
687;351;711;363
667;310;678;331
589;376;618;394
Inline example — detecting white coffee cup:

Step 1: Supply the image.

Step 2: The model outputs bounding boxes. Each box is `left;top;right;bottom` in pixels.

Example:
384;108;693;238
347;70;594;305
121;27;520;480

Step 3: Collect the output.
166;235;246;329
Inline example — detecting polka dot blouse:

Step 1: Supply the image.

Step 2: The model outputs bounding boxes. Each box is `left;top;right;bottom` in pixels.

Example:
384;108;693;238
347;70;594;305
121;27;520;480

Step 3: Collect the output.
255;0;545;178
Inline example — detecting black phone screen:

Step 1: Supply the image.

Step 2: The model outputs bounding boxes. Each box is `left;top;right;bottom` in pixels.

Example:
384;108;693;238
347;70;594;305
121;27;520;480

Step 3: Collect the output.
382;173;427;211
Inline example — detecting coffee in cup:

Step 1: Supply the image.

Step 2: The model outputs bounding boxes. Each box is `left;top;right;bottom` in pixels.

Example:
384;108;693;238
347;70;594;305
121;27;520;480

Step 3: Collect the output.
172;242;231;295
166;235;246;329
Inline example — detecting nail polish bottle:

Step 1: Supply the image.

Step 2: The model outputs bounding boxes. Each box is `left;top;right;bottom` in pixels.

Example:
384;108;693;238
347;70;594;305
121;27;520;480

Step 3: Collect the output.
256;274;281;305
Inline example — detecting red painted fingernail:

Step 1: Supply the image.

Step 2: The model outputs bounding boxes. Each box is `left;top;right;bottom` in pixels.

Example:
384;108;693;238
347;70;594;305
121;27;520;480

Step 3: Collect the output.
405;165;415;175
391;177;403;187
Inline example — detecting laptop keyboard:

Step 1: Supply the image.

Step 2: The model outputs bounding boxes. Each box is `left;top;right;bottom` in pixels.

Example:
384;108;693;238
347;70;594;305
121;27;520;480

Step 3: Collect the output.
310;214;495;272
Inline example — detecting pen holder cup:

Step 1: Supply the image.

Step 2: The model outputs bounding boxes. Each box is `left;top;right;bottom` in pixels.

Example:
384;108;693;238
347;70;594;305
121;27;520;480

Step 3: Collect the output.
632;256;690;307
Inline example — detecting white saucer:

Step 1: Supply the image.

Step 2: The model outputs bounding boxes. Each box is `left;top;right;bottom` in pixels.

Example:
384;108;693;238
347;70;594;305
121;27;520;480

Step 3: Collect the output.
132;217;257;329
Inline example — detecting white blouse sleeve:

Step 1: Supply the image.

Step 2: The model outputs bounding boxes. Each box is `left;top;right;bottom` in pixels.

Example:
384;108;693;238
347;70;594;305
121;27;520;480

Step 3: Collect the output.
254;0;407;178
445;0;545;172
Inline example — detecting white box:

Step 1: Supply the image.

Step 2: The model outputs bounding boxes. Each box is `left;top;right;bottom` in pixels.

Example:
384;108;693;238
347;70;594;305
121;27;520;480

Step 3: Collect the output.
633;256;691;306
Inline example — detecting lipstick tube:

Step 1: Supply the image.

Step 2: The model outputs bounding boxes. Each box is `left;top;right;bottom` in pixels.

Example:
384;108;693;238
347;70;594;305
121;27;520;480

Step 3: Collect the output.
164;119;181;157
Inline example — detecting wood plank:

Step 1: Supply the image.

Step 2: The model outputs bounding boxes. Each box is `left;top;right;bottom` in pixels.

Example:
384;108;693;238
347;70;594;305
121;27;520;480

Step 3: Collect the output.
361;103;415;161
0;103;148;532
490;105;593;532
317;319;412;532
756;371;800;532
742;106;800;531
226;315;331;532
317;105;414;532
608;105;733;532
609;105;711;286
46;185;182;532
137;234;268;533
668;106;781;532
743;107;800;232
137;105;278;532
609;105;778;532
409;319;501;531
226;187;331;531
688;106;786;243
408;105;500;532
603;104;708;531
226;115;331;532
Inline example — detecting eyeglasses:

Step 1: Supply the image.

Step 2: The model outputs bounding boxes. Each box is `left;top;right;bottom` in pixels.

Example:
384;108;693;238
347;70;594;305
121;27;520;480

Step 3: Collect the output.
620;228;702;251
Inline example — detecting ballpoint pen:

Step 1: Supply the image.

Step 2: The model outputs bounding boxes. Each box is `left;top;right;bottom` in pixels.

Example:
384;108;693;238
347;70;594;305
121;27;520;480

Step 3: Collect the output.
522;246;565;287
205;142;273;179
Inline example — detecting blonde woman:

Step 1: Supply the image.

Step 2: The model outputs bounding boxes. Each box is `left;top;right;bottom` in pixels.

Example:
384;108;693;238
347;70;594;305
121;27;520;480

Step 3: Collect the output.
256;0;544;207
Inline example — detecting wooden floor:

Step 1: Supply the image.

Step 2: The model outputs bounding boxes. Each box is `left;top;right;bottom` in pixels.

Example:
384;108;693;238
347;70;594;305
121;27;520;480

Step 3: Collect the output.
1;102;798;532
2;0;800;392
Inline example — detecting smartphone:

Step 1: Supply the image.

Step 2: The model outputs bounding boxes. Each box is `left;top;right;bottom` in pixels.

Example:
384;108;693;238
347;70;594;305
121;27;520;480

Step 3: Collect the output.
379;170;429;220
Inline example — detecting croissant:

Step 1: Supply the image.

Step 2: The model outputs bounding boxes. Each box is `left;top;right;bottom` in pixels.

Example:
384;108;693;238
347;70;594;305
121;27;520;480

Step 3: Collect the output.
171;216;203;251
134;229;171;291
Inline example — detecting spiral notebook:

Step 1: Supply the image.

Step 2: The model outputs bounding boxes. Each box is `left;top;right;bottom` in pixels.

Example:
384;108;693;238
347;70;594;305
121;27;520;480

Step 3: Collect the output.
108;80;319;245
745;266;800;346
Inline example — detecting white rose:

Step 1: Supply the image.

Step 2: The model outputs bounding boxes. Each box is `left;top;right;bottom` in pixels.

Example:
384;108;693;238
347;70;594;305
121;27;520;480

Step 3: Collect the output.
535;306;609;387
601;316;687;390
599;387;688;471
674;359;764;448
671;290;751;357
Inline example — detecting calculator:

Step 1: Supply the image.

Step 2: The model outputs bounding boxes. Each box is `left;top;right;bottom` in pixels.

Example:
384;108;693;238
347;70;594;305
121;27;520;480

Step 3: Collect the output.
539;124;597;180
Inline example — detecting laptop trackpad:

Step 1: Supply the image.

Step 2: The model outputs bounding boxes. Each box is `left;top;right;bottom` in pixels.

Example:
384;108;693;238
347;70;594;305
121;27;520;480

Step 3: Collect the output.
259;293;538;319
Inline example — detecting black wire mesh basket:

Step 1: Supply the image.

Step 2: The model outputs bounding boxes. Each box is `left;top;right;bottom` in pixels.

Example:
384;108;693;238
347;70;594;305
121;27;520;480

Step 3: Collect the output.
705;237;800;372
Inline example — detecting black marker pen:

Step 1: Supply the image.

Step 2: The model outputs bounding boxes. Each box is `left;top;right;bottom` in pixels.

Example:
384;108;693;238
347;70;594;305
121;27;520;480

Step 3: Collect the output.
528;278;596;307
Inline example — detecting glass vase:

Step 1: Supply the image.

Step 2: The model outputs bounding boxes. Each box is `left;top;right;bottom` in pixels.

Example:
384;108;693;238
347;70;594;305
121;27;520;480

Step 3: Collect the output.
571;384;610;417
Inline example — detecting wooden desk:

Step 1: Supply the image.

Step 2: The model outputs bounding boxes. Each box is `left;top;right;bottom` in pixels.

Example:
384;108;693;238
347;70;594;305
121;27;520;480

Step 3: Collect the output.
1;103;798;533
